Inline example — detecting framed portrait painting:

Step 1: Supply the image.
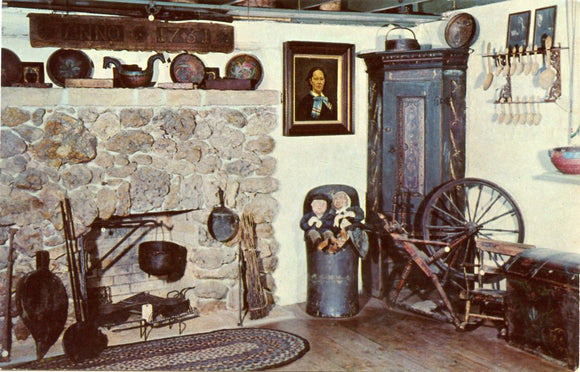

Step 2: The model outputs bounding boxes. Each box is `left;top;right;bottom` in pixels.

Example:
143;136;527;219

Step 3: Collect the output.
506;11;531;49
283;41;354;136
533;6;557;49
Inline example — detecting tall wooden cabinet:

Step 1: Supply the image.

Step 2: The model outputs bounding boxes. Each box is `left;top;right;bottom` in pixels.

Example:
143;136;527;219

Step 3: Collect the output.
359;49;470;297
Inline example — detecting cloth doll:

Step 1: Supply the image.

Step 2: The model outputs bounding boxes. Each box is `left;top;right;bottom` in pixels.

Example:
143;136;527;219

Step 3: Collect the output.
300;193;337;251
330;191;364;252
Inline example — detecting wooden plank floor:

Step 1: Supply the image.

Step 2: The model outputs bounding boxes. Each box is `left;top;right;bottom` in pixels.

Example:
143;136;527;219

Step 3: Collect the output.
263;297;571;372
1;296;571;371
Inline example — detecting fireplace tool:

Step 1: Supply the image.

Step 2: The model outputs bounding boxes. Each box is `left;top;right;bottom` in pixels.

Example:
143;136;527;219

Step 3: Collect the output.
61;199;108;362
0;229;16;362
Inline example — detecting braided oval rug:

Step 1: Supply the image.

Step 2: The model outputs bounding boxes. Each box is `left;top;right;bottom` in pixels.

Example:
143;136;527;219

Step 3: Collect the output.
15;328;310;371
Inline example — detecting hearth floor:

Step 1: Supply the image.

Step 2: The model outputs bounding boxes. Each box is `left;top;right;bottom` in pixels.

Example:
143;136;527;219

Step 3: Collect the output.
0;304;296;368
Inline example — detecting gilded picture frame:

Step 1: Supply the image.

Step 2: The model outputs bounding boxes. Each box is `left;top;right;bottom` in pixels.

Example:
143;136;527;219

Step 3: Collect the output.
283;41;354;136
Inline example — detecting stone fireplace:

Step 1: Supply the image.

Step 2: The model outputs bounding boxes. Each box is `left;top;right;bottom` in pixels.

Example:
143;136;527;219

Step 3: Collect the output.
0;87;280;341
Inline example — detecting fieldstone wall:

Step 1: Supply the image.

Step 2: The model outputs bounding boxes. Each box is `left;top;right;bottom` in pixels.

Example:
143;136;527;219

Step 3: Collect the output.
0;88;280;342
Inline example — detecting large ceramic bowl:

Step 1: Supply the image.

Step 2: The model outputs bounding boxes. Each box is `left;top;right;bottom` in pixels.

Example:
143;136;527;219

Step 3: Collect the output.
225;54;263;89
46;49;94;87
2;48;22;86
549;146;580;175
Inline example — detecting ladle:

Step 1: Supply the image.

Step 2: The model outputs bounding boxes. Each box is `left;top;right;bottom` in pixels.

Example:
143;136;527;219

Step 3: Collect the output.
482;42;493;90
539;36;556;89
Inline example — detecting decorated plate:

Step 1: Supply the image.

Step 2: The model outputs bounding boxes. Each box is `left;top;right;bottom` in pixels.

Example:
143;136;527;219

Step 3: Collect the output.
225;54;263;88
445;13;477;48
1;48;23;86
170;53;205;84
46;49;94;87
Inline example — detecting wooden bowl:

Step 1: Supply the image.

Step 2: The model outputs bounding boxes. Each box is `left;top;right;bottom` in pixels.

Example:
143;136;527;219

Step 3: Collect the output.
549;146;580;175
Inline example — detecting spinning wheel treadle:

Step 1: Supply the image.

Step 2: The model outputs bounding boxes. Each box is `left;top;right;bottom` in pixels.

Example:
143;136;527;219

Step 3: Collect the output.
380;178;527;331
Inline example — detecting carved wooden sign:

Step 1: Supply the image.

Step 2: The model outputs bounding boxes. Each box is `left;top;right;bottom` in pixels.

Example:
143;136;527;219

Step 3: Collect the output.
28;13;234;53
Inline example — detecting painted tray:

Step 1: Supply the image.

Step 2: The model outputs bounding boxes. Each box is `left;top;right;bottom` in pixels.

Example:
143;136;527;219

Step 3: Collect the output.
444;13;477;48
2;48;23;86
170;53;205;84
46;49;94;87
225;54;263;89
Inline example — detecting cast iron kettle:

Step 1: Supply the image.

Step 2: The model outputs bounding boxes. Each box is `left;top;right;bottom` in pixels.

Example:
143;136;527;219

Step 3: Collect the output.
385;26;421;51
208;188;239;242
138;240;187;281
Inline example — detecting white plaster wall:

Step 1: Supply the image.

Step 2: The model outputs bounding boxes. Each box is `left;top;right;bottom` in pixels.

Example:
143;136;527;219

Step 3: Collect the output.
2;1;579;307
1;8;380;306
415;0;580;261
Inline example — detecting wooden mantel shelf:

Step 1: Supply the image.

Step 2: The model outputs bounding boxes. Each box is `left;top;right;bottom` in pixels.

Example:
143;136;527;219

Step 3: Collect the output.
1;87;280;108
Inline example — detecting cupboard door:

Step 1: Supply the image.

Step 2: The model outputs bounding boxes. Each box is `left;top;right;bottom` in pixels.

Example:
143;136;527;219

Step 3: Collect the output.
382;80;440;231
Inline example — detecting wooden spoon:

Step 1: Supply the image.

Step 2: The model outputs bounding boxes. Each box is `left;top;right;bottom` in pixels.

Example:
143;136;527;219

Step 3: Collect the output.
527;98;535;125
495;49;505;76
497;99;505;123
503;49;511;76
482;43;493;91
509;47;518;76
539;36;555;89
504;98;513;124
513;97;520;124
523;47;532;75
520;96;528;124
533;98;542;125
515;46;525;75
531;45;540;75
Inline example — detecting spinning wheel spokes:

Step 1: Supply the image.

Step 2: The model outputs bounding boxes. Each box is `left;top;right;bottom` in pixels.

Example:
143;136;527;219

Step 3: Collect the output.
421;178;525;283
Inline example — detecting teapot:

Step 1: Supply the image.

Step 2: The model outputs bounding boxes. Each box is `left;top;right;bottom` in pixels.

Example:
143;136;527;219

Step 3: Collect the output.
103;53;166;88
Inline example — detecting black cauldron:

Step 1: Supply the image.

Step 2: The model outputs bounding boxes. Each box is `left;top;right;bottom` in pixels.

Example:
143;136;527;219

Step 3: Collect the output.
138;241;187;281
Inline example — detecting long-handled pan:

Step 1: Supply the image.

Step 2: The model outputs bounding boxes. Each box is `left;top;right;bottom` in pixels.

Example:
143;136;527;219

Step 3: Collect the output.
61;199;107;362
208;188;239;243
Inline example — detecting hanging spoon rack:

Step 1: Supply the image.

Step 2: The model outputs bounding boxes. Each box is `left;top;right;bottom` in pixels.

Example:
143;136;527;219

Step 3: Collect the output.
483;45;568;103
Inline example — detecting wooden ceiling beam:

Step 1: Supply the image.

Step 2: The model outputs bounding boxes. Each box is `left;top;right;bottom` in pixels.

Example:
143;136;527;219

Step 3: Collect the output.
3;0;441;25
420;0;507;14
274;0;339;10
346;0;429;13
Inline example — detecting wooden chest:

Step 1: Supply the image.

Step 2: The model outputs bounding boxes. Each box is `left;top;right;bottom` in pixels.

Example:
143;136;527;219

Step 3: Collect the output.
504;248;580;370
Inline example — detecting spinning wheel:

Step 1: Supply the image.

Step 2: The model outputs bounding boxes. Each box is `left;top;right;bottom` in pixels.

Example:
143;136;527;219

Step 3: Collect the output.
421;178;525;283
